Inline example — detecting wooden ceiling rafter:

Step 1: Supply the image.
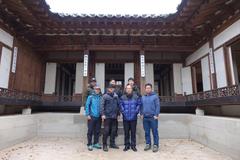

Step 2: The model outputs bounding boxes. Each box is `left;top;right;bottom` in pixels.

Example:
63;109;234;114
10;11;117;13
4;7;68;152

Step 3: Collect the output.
1;0;240;52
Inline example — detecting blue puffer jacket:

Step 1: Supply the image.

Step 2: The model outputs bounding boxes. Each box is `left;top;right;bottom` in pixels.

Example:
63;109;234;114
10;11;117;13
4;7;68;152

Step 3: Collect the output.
120;94;141;121
85;93;101;118
140;92;160;118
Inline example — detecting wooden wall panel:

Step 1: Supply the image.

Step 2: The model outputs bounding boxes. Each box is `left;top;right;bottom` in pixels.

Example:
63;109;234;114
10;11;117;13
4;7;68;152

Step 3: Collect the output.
8;39;44;94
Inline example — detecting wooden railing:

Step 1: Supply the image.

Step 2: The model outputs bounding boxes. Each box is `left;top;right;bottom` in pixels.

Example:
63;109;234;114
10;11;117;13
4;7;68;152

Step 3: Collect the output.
186;85;240;102
1;85;240;106
160;96;186;103
41;94;82;102
0;87;41;101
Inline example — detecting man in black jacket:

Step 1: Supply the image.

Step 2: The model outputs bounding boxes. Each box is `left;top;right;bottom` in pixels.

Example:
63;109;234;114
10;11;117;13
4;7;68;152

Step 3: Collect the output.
101;84;120;152
128;77;141;96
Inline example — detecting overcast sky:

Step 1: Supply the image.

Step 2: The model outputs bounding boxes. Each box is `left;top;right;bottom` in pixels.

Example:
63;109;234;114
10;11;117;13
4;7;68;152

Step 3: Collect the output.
45;0;182;15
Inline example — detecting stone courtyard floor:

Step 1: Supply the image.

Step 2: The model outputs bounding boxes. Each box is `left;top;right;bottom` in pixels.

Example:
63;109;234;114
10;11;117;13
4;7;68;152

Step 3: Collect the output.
0;137;232;160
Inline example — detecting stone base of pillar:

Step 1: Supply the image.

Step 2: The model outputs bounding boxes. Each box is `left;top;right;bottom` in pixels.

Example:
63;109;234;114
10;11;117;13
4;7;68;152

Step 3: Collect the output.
22;107;32;115
195;107;205;116
0;105;5;115
80;107;85;115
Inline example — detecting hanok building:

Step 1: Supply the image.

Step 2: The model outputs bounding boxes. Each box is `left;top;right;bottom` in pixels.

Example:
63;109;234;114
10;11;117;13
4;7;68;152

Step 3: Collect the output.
0;0;240;115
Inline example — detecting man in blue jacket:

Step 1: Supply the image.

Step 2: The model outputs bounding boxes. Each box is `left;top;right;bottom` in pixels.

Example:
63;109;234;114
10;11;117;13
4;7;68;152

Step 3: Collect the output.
140;83;160;152
120;84;141;152
85;85;102;151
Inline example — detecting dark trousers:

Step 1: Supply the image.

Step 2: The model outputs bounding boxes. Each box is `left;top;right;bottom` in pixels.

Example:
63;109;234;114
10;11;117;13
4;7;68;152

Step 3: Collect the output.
143;117;159;146
123;120;137;147
109;120;118;136
87;116;101;146
103;118;117;146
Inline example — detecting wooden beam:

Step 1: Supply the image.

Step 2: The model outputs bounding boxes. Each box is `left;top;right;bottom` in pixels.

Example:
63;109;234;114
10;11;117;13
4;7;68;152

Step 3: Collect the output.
34;44;195;53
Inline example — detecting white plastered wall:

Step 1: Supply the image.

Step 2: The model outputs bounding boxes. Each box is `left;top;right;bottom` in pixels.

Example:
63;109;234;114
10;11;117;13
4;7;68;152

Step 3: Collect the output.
186;42;210;66
213;19;240;49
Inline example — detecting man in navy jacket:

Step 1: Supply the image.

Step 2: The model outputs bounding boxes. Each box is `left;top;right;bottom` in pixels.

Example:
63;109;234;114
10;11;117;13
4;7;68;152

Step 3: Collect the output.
140;83;160;152
101;84;121;152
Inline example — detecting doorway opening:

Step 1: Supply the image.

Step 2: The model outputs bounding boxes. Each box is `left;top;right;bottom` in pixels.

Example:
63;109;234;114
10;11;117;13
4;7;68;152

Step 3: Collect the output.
154;64;174;96
105;63;124;88
192;61;203;93
231;40;240;84
55;63;76;101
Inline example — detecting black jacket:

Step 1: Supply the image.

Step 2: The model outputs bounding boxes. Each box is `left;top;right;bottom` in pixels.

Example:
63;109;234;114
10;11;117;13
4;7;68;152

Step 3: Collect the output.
101;92;120;119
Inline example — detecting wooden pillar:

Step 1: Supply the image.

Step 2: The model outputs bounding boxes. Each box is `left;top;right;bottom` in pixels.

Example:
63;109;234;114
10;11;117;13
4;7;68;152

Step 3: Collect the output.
68;76;72;95
61;71;65;96
55;64;61;96
191;66;197;93
139;50;145;95
82;50;89;106
223;45;233;86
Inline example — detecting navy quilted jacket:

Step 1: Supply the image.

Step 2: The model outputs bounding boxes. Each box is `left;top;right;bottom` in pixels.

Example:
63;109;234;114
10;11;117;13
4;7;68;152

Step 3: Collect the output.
120;94;141;121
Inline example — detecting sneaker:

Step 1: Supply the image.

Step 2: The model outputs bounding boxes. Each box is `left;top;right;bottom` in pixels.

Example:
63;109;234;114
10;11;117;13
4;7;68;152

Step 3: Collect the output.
93;143;102;149
123;146;130;152
131;146;137;152
103;145;108;152
144;144;151;151
88;145;93;151
152;145;159;152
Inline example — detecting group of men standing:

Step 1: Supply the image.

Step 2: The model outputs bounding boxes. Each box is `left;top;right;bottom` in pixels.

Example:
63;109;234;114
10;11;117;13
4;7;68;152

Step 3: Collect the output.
85;77;160;152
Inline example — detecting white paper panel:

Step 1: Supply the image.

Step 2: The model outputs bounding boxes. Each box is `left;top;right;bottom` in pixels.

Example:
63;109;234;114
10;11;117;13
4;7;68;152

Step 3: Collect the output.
75;63;84;94
181;66;193;95
124;63;134;86
0;47;12;88
214;47;227;88
95;63;105;92
173;63;183;94
44;63;57;94
0;28;14;48
201;56;211;91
